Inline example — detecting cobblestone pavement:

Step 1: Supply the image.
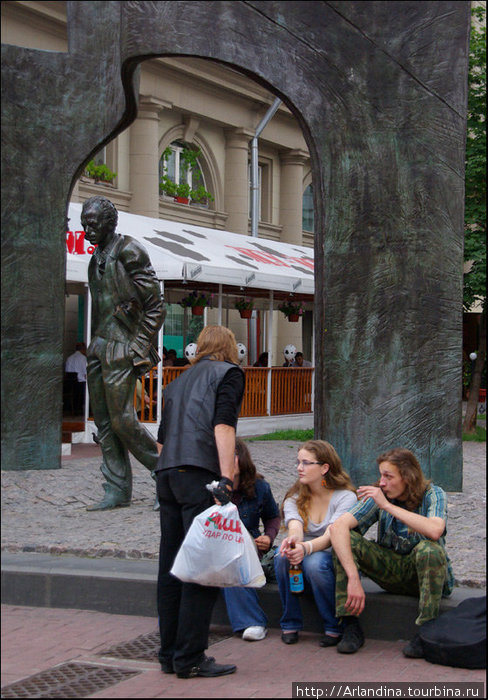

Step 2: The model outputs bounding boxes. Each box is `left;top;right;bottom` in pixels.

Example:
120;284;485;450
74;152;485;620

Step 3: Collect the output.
1;440;485;588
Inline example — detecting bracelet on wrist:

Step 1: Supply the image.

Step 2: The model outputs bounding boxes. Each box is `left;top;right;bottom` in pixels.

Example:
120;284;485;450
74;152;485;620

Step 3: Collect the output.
299;542;307;556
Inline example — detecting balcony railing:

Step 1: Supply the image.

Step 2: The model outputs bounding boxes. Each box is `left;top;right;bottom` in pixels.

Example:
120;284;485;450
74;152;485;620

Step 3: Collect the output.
133;366;314;422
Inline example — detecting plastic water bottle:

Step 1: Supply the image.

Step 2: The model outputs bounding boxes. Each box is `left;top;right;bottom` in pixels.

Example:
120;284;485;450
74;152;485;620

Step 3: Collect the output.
288;542;304;594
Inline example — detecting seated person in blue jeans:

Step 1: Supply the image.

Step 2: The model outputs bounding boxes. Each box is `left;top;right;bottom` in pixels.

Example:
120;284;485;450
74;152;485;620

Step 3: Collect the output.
223;438;281;641
275;440;357;647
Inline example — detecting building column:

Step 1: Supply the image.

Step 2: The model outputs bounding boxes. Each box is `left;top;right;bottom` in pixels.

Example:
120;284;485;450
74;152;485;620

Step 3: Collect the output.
224;128;253;235
129;96;171;217
277;150;310;353
279;149;309;245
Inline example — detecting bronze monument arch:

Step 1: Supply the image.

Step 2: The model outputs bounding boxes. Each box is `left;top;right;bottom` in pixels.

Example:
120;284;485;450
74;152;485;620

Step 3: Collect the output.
1;1;470;488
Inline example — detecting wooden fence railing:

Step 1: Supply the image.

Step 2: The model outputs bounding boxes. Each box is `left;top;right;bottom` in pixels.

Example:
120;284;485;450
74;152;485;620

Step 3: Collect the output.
270;367;313;415
239;368;268;417
133;366;314;422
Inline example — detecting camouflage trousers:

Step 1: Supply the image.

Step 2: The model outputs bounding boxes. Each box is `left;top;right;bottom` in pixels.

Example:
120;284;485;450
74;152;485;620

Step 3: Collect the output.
333;530;448;626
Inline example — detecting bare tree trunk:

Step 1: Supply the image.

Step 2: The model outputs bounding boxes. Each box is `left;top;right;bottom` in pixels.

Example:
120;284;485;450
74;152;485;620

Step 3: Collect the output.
463;307;486;433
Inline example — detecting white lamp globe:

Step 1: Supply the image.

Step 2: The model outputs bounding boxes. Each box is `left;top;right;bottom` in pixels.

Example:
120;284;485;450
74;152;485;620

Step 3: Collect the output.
284;344;297;362
184;343;197;360
237;343;247;362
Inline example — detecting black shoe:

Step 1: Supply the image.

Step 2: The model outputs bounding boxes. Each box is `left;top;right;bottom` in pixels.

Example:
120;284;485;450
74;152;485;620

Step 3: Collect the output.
159;661;175;674
337;617;364;654
319;634;341;647
158;653;175;674
402;634;424;659
281;631;299;645
176;655;237;679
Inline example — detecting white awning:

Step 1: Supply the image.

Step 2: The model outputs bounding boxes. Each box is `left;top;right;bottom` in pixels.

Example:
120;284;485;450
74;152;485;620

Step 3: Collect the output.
66;202;314;294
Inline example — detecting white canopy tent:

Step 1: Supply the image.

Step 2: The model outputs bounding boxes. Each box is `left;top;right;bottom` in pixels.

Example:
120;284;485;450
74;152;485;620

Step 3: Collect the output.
66;202;314;294
66;202;315;428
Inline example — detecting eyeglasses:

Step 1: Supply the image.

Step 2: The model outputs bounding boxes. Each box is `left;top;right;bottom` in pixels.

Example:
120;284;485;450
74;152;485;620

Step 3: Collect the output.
296;460;322;468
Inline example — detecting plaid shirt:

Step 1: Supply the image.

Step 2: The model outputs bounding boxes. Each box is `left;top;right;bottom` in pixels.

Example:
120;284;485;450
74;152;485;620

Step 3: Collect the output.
348;484;455;595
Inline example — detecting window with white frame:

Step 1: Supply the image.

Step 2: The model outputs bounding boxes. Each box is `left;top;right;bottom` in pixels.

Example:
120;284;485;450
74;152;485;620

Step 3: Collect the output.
93;147;106;167
159;141;212;206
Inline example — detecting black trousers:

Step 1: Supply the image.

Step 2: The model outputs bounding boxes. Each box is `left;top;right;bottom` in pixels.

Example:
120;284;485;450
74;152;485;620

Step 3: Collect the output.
156;466;219;672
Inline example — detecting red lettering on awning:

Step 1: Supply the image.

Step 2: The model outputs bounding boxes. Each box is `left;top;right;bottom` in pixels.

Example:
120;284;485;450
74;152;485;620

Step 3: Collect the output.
226;246;291;267
66;231;96;255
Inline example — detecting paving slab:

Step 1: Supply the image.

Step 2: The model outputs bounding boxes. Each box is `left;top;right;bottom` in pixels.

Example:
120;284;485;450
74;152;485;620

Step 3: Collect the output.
1;605;485;698
2;440;486;587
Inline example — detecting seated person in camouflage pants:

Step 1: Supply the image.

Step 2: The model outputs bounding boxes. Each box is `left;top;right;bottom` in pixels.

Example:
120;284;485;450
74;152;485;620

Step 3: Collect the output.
329;448;454;657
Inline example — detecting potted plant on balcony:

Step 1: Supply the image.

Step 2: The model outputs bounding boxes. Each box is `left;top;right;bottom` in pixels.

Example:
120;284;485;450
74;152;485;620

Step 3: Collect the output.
159;175;177;199
84;160;117;185
159;145;214;205
179;290;213;316
278;299;305;322
174;181;192;205
234;297;254;319
190;183;215;206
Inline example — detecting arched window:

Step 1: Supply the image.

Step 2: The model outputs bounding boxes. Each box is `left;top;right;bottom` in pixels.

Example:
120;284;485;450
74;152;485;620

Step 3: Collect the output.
302;183;314;232
159;141;213;207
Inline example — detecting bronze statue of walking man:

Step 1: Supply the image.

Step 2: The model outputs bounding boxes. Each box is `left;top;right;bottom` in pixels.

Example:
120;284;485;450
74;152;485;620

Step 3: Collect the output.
81;196;165;510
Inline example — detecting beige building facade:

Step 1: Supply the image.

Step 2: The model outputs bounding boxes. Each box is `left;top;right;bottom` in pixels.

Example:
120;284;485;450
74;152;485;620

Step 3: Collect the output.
2;0;316;366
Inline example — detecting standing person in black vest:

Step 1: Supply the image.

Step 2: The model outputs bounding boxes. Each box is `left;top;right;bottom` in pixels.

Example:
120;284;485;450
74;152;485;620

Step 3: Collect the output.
155;325;245;679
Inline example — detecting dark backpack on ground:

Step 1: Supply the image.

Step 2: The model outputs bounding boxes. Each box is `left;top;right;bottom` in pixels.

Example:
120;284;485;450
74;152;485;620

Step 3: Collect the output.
418;596;486;669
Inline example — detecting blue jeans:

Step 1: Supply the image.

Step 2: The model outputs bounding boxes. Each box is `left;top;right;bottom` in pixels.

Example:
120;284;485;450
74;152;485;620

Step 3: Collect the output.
274;549;340;635
223;587;268;632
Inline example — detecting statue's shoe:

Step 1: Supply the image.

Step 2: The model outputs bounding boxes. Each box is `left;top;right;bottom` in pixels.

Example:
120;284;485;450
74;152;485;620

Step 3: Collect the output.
86;496;130;511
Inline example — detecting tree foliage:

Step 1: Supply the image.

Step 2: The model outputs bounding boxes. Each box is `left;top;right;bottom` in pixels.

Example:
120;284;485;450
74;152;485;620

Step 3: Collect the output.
463;5;486;433
463;4;486;312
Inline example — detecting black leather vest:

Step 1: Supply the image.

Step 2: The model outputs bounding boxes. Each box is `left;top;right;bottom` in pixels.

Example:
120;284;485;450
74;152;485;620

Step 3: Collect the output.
156;357;241;475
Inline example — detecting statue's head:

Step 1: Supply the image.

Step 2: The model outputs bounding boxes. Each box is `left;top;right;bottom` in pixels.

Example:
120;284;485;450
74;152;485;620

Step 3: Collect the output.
81;196;118;246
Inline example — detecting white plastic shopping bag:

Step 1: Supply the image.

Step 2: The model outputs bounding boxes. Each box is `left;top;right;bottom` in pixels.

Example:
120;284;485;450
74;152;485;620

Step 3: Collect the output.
170;502;266;588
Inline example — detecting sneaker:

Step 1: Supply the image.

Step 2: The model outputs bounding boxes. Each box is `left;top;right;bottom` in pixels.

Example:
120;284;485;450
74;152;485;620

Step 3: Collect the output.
176;655;237;679
337;617;364;654
242;626;268;641
402;634;424;659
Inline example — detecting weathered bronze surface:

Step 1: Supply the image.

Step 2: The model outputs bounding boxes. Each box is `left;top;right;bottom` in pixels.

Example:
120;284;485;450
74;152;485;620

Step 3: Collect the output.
81;196;165;509
1;2;470;488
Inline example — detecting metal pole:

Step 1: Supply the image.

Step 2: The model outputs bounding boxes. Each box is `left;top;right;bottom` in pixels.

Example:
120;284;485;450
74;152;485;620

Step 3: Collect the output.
250;97;282;238
311;314;315;424
156;280;164;429
84;284;92;424
267;291;274;416
218;284;223;326
250;98;282;365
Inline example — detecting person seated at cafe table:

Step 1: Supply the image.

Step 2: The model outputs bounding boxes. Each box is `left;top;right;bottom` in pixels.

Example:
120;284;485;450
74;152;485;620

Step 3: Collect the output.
294;352;312;367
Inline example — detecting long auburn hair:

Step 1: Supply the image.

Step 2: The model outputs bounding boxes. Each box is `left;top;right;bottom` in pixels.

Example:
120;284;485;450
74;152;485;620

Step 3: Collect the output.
376;448;431;511
281;440;356;532
235;437;263;499
193;325;239;365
